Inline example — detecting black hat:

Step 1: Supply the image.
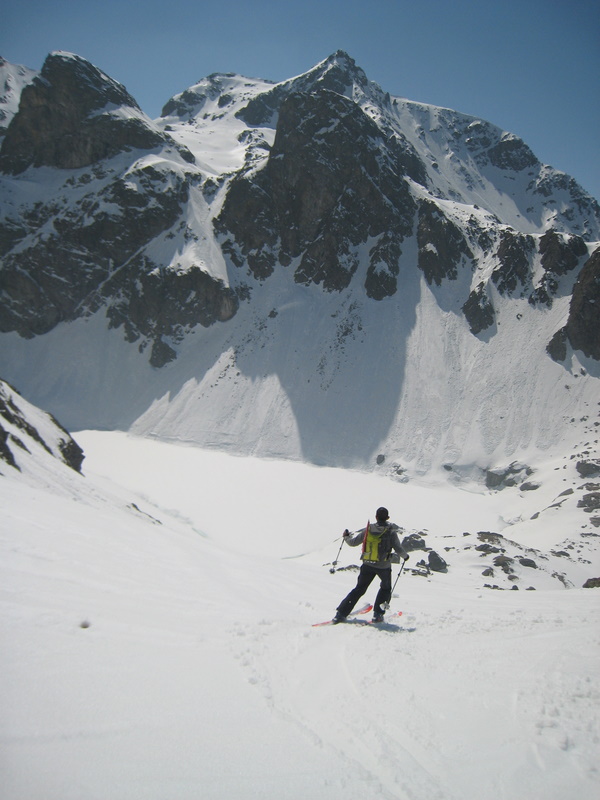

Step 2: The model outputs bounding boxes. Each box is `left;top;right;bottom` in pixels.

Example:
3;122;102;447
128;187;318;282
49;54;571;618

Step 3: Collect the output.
375;506;389;521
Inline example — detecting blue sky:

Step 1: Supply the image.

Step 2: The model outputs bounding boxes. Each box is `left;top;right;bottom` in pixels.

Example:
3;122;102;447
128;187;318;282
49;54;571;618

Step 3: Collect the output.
3;0;599;201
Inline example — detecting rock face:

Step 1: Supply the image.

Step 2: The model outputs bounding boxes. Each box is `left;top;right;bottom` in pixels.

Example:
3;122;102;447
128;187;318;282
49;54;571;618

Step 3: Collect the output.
546;246;600;362
462;282;495;334
564;247;600;360
417;200;473;286
0;52;168;174
492;231;535;296
0;379;84;473
100;261;239;367
215;87;417;298
0;161;190;336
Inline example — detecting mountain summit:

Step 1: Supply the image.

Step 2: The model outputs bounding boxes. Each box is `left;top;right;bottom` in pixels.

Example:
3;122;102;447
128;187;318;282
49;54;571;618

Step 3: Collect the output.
0;51;598;476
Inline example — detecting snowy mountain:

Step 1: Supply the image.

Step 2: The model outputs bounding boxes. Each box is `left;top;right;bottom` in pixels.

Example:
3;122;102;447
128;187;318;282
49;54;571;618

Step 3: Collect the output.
2;51;599;800
0;50;598;480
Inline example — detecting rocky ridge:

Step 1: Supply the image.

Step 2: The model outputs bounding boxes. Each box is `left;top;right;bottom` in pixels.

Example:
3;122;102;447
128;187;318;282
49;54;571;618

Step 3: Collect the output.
1;50;598;366
0;378;84;474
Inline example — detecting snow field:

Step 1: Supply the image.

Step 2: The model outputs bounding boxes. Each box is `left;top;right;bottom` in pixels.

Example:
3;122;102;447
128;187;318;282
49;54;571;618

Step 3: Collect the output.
1;431;599;799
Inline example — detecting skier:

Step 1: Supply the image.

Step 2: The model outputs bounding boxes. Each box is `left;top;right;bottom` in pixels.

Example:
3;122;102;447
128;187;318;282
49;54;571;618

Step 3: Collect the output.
333;506;409;623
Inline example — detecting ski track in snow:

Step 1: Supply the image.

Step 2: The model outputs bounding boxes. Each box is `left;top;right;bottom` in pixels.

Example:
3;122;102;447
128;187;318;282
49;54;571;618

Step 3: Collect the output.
226;596;600;800
1;431;599;800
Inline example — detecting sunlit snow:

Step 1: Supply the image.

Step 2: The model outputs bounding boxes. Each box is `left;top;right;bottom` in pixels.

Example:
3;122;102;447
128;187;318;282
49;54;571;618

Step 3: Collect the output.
1;426;599;800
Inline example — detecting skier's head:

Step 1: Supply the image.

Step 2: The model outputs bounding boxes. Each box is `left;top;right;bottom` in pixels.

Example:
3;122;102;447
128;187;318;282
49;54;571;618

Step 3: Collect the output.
375;506;389;522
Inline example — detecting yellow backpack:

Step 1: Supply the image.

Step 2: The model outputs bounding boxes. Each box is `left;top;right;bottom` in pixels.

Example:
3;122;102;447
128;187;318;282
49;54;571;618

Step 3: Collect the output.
361;521;393;563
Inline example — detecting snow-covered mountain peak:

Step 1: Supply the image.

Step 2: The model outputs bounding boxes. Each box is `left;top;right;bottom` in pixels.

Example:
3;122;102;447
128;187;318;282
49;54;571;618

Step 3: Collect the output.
1;50;599;479
160;72;275;122
159;50;382;138
157;50;599;240
293;49;368;96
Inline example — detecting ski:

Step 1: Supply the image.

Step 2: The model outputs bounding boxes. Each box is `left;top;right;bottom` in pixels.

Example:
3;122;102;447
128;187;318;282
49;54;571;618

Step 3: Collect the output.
364;610;403;625
312;603;373;627
333;610;403;627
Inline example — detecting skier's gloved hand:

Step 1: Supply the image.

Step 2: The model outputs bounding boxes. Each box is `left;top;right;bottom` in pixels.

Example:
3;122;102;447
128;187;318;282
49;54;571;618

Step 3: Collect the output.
403;554;410;561
343;529;350;537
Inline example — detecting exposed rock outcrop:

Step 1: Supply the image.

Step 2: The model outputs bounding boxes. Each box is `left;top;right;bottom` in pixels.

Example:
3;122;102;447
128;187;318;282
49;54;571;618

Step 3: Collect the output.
215;87;417;297
417;200;473;286
0;52;171;174
462;281;496;334
0;379;84;472
492;230;535;296
565;247;600;360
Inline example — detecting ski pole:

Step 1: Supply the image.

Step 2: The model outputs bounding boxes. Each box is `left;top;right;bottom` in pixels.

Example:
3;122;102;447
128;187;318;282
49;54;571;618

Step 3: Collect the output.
384;557;407;609
329;531;348;573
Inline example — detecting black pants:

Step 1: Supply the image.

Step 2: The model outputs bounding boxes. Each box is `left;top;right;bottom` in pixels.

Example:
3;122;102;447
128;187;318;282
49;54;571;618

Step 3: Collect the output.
337;563;392;617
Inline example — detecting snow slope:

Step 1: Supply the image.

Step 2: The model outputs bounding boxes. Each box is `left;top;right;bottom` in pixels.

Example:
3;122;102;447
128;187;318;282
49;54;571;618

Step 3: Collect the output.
0;57;37;134
1;249;597;479
2;426;599;800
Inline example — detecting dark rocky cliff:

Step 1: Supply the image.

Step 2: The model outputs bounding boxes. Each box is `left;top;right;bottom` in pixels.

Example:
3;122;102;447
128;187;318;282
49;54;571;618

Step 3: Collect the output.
0;52;169;174
215;87;419;298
